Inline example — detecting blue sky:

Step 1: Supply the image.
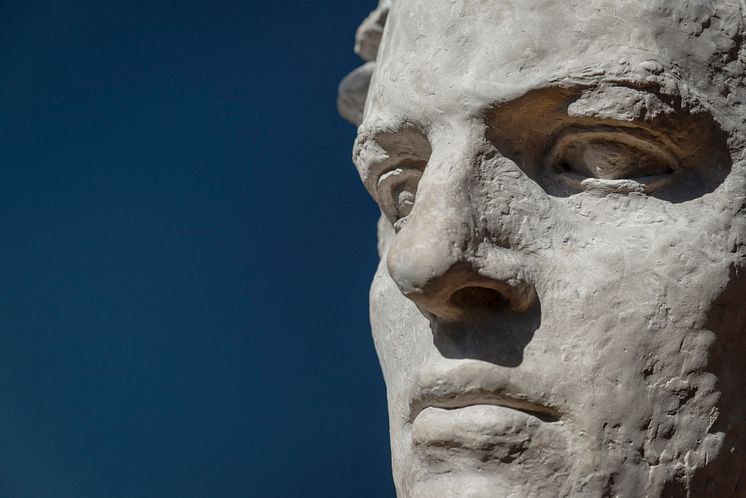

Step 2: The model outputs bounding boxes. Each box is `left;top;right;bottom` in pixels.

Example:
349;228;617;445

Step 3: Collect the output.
0;1;393;496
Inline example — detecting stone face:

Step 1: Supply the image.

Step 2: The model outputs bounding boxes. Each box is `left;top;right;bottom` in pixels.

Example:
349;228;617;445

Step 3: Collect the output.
341;1;746;496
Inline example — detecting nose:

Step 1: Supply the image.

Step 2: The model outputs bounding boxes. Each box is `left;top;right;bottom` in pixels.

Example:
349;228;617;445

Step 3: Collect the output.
386;137;536;322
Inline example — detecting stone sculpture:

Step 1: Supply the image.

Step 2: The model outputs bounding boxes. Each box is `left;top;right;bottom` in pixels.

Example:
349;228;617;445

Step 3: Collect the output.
339;1;746;496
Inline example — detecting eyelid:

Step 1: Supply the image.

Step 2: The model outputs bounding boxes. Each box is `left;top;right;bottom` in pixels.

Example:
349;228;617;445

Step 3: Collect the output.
354;128;432;222
374;162;426;224
376;159;427;182
545;128;679;184
546;128;679;169
543;127;681;195
370;157;426;195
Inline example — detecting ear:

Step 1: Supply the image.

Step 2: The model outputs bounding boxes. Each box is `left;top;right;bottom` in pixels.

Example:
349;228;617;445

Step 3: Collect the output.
337;0;392;126
338;62;375;126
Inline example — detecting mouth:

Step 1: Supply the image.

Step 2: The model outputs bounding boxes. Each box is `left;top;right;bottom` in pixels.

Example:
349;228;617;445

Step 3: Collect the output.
408;363;565;464
409;389;561;424
409;361;562;425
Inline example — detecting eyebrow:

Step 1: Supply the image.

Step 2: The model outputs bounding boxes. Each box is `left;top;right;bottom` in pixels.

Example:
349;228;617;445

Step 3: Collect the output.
352;132;393;187
355;118;429;158
487;80;696;144
352;131;380;172
355;77;690;163
354;118;414;150
557;73;682;100
494;73;686;108
571;86;682;121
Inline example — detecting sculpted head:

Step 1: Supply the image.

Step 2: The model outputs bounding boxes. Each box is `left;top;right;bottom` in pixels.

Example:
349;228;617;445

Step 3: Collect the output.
342;1;746;496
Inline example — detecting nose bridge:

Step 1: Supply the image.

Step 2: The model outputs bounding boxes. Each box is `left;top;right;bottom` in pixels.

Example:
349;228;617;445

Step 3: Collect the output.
385;123;535;321
386;127;479;288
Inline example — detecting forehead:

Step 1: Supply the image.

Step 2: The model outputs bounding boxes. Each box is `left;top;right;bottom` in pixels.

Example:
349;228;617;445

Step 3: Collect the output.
366;0;743;124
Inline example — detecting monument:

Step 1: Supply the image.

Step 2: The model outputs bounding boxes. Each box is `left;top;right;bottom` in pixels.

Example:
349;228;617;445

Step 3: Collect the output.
339;1;746;496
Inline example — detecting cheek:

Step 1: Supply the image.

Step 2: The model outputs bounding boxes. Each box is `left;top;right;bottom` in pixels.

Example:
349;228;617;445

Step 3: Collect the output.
528;216;735;408
370;256;431;396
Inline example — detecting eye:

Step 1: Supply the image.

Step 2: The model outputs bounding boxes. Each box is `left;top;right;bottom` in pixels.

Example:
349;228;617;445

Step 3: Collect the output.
557;141;673;179
377;164;424;228
547;131;677;193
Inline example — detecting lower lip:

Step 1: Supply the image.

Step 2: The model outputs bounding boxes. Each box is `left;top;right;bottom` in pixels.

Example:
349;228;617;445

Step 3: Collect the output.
412;404;546;454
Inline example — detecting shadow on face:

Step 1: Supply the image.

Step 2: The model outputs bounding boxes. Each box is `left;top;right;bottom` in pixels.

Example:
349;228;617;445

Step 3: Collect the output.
484;86;734;204
683;265;746;496
430;298;542;368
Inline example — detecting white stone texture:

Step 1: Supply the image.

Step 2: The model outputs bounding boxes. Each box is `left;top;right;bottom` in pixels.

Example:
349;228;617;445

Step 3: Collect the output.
343;1;746;496
337;0;390;125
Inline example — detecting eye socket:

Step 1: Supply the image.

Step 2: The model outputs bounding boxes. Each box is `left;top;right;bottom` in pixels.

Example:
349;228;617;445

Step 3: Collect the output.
547;131;677;193
377;164;424;228
557;141;673;179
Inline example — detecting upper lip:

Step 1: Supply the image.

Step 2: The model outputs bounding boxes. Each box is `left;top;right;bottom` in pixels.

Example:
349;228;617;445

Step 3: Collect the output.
409;361;562;424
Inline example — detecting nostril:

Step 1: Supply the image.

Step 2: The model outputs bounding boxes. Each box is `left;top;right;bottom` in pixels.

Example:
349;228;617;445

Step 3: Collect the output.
449;286;510;312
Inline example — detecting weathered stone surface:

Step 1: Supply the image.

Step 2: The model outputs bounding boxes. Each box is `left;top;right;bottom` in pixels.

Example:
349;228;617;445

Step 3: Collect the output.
354;0;389;62
338;0;390;125
341;1;746;496
337;62;375;126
